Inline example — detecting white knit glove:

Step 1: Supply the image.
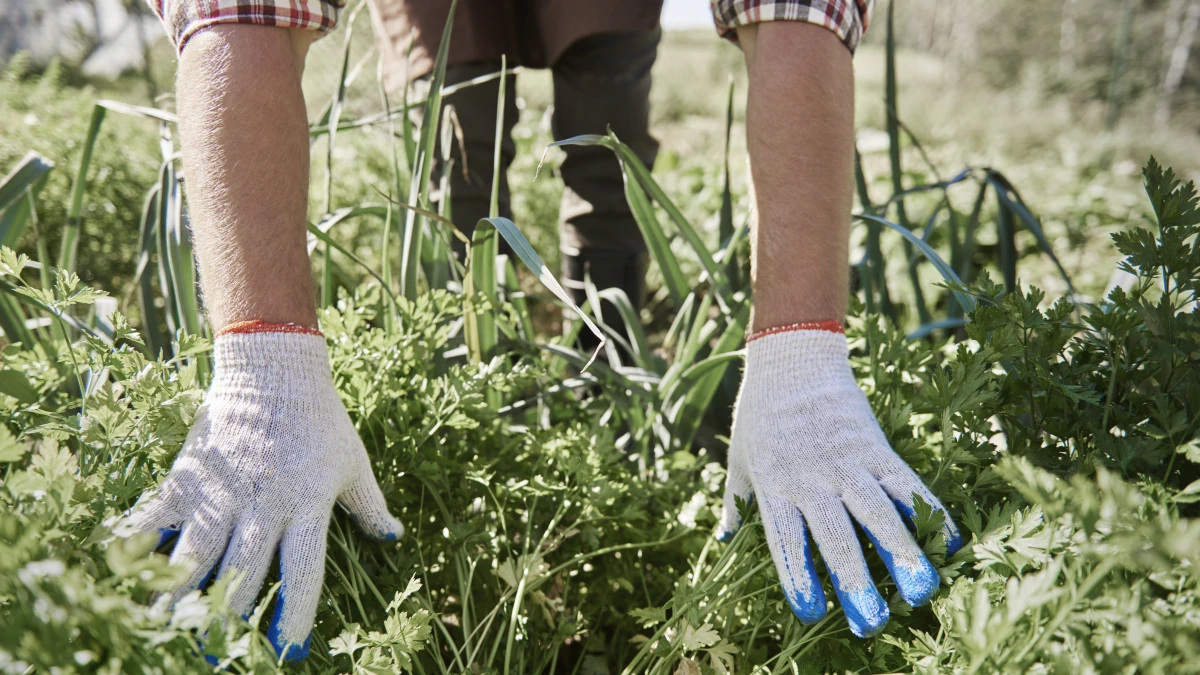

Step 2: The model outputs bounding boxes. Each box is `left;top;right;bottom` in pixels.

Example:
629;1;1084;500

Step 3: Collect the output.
717;323;962;638
125;323;405;662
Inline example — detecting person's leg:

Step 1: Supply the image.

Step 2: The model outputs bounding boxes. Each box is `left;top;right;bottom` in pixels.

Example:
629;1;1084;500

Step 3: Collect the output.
409;63;519;256
551;28;661;342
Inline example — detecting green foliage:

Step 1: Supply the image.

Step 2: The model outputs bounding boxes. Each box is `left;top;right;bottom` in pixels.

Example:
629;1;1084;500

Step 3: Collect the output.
3;5;1200;670
0;158;1197;674
0;59;159;304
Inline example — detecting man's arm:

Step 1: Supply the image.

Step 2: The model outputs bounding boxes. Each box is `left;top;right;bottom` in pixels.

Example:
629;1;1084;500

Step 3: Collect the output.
738;22;854;329
717;20;962;638
177;26;318;328
126;23;405;664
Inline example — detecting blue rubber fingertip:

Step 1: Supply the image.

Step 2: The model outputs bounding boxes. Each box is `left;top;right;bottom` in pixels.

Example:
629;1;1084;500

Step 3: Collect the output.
862;526;940;607
891;499;917;529
716;529;734;543
197;561;220;592
892;499;965;556
269;632;311;664
155;526;180;549
945;529;965;556
775;526;826;623
831;573;889;638
348;513;402;543
267;582;311;664
195;637;219;668
786;591;827;623
785;581;827;624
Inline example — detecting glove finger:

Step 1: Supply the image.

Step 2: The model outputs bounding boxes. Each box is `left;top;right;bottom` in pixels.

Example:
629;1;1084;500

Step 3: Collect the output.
338;462;404;542
840;472;940;607
760;495;825;623
216;513;284;621
874;457;964;555
717;452;753;542
166;513;232;605
126;492;186;549
798;494;889;638
267;516;330;663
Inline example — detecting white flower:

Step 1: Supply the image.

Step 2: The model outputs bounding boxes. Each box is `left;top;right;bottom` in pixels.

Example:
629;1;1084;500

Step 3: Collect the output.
677;491;707;529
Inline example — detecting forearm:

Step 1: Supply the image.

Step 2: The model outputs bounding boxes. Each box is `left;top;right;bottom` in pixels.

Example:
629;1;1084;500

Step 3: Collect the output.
176;26;318;329
739;22;856;331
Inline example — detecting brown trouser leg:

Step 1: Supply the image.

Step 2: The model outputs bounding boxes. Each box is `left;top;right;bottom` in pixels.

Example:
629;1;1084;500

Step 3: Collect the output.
553;29;660;344
410;63;520;252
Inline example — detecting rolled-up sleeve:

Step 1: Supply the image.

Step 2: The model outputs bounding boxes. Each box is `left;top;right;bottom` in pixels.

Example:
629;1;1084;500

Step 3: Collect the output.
145;0;343;54
710;0;874;53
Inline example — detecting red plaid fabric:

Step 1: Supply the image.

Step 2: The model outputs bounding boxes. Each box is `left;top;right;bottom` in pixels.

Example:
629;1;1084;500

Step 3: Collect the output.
146;0;343;52
710;0;874;52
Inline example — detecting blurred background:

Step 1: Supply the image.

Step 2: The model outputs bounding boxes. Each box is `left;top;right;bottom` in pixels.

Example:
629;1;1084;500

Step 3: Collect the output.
3;0;1199;326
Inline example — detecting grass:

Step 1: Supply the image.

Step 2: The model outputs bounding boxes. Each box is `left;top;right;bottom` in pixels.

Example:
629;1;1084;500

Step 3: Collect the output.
1;10;1200;674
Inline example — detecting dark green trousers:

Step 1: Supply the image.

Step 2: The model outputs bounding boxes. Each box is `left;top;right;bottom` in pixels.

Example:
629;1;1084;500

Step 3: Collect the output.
413;29;661;339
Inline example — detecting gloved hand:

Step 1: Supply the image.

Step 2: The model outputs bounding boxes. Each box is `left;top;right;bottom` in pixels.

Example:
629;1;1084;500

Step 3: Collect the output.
124;322;404;662
718;322;962;637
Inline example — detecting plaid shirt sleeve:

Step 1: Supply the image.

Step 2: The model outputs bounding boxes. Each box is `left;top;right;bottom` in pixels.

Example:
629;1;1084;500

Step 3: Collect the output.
710;0;875;53
145;0;343;53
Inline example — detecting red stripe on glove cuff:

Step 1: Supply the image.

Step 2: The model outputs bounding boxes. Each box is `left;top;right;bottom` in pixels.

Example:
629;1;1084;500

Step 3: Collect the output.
215;320;324;338
747;320;844;343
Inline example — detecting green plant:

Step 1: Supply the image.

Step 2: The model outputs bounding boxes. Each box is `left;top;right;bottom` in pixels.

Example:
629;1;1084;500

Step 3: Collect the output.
1;156;1197;673
3;3;1200;671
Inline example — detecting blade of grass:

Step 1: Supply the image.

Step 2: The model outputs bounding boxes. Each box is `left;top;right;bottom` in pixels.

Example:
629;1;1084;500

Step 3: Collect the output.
996;196;1018;292
954;180;990;294
659;292;716;397
545;135;729;311
307;222;400;308
503;257;534;341
596;287;655;372
856;213;976;315
667;304;749;451
582;269;623;369
719;76;737;289
884;0;931;324
610;140;732;311
0;154;53;350
0;291;36;348
96;99;177;124
478;216;604;368
154;161;178;342
400;0;459;300
308;66;524;137
134;183;166;355
319;2;366;308
854;147;892;319
985;169;1074;293
907;318;967;341
465;57;505;371
0;153;54;248
27;193;51;297
160;160;206;378
662;292;696;353
60;104;106;273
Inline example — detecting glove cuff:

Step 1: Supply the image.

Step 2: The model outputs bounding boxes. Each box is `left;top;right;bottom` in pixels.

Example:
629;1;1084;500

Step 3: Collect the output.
744;323;853;385
747;319;843;343
212;322;333;390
